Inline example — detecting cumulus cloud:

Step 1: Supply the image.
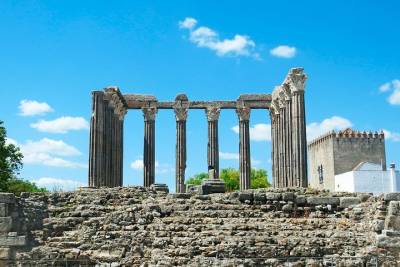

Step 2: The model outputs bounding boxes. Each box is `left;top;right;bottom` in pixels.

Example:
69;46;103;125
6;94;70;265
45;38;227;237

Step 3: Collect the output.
11;138;86;168
270;45;297;58
306;116;353;141
379;80;400;105
231;123;271;142
19;100;53;116
179;17;197;30
32;177;85;191
383;129;400;142
31;116;89;134
179;17;258;58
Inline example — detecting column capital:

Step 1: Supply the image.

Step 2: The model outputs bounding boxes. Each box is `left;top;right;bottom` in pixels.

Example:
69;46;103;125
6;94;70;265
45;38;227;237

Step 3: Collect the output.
142;106;158;121
285;68;307;93
236;106;251;121
173;94;189;121
205;106;221;121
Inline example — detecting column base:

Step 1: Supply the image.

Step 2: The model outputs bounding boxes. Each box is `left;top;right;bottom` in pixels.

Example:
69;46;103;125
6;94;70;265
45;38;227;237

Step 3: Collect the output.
150;183;169;193
200;179;226;195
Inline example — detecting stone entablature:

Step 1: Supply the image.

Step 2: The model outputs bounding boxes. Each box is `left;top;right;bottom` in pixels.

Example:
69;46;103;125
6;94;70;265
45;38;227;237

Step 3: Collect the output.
88;68;309;191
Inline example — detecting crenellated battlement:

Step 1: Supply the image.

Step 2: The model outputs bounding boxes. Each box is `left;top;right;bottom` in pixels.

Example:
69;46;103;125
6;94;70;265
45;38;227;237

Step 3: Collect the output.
308;128;385;147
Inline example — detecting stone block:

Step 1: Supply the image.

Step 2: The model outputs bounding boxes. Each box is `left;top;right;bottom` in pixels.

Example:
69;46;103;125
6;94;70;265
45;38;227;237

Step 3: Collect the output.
265;193;281;201
0;204;7;217
306;197;340;206
0;217;12;233
340;197;361;208
295;195;306;205
150;183;169;193
0;248;10;260
239;191;254;203
282;192;294;202
0;194;15;204
0;235;25;246
376;234;400;248
199;179;225;195
384;193;400;202
254;192;266;203
171;193;191;199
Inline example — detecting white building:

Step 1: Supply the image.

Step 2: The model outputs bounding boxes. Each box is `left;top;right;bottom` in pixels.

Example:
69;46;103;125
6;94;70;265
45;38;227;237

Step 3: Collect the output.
335;162;400;195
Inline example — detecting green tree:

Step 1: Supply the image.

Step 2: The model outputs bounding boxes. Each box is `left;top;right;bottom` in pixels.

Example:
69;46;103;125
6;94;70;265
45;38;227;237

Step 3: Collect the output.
0;121;47;195
0;121;23;191
185;172;208;185
186;168;271;192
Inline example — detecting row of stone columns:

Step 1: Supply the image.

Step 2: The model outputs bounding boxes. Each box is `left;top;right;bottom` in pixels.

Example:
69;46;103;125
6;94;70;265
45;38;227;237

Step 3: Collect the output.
89;87;126;187
271;68;308;188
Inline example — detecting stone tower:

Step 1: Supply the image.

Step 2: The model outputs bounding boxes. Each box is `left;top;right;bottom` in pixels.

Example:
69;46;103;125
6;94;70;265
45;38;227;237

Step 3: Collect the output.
308;128;386;191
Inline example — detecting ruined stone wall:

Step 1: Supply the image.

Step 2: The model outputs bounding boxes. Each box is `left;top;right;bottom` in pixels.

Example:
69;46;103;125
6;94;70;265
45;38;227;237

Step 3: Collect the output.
0;188;399;266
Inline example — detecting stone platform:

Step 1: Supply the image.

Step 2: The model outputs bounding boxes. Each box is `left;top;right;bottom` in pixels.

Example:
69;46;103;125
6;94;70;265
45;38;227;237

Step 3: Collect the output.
1;188;399;266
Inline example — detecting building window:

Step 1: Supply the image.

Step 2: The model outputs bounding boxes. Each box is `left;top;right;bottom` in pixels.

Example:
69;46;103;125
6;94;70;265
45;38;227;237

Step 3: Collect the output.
318;165;324;184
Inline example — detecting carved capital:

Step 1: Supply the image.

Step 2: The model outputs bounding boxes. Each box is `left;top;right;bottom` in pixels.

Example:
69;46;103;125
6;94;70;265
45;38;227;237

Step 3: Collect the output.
142;107;157;121
205;106;221;121
286;68;307;93
173;94;189;121
236;106;251;121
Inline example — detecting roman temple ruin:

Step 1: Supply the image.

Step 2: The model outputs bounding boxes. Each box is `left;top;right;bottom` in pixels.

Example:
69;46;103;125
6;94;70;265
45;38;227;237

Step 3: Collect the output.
88;68;308;191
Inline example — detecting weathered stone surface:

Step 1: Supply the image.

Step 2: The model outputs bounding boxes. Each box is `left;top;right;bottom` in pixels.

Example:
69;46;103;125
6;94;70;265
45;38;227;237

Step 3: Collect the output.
0;235;25;247
384;193;400;202
199;179;225;195
307;197;340;206
0;204;7;217
265;192;281;201
0;217;12;233
0;248;10;259
0;193;15;204
1;187;397;266
282;192;294;201
385;201;400;230
339;197;361;208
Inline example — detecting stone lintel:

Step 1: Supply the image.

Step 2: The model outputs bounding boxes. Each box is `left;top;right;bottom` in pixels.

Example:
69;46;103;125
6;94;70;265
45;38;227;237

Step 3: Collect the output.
124;100;271;109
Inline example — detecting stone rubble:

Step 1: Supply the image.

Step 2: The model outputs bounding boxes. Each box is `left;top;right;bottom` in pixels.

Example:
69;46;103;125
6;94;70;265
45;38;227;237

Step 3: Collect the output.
0;187;399;266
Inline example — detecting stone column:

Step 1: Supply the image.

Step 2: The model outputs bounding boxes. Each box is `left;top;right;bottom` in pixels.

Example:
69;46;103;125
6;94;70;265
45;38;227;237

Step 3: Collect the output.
284;88;293;187
89;91;106;187
206;106;221;179
236;105;251;190
142;106;157;187
270;106;280;188
173;94;189;193
279;97;287;187
288;68;308;187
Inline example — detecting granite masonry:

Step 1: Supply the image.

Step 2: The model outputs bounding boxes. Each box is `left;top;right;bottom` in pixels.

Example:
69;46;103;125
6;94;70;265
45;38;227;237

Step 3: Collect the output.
0;188;399;266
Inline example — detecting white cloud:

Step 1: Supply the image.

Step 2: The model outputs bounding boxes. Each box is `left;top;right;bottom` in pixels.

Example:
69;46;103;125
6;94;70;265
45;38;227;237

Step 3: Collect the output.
179;17;258;58
31;116;89;134
219;152;239;160
19;100;53;116
32;177;85;191
13;138;86;168
130;159;144;170
22;138;81;156
383;129;400;142
231;123;271;142
307;116;353;141
379;79;400;105
179;17;197;30
270;45;297;58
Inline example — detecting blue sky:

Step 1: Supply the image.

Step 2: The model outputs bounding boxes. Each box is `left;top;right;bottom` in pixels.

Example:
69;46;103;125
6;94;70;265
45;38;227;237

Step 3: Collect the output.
1;1;399;191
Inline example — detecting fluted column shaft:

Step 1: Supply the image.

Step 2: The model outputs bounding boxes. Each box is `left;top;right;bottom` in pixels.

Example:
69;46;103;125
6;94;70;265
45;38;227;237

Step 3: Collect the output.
292;91;308;187
206;107;221;179
279;106;287;187
236;106;251;190
285;99;293;187
143;107;157;187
